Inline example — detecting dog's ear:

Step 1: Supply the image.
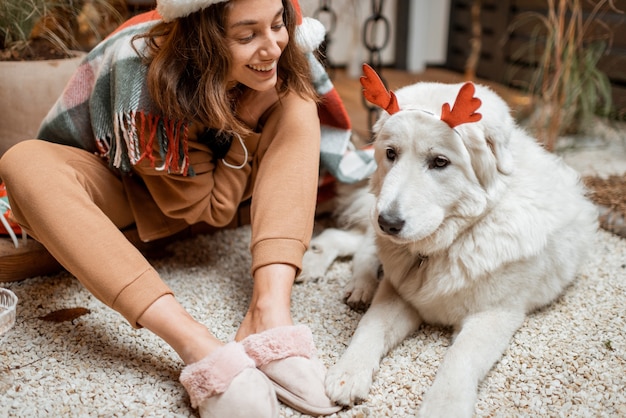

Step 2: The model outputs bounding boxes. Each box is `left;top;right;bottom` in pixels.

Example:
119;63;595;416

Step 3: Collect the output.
460;85;515;189
463;122;514;190
474;85;514;176
483;122;514;176
371;111;391;136
462;128;502;189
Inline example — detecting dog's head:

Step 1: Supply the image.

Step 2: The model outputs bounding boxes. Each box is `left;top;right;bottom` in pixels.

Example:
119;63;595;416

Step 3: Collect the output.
361;65;515;253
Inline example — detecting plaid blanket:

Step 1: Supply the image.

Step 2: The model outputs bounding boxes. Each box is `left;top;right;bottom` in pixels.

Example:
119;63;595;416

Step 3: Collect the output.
37;12;375;183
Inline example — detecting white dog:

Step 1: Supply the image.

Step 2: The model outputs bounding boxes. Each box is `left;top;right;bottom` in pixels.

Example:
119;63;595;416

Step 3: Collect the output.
303;65;598;417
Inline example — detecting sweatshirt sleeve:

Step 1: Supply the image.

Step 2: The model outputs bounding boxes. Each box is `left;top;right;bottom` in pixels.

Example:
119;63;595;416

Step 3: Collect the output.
248;93;321;275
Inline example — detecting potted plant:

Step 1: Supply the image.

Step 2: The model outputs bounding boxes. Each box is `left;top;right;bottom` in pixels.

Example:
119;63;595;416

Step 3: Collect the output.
505;0;621;151
0;0;126;156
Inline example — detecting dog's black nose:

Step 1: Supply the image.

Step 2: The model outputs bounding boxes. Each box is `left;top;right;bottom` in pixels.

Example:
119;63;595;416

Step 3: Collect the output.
378;213;405;235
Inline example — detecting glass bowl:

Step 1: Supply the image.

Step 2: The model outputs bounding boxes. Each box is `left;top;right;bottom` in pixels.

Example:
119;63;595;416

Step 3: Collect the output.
0;288;17;335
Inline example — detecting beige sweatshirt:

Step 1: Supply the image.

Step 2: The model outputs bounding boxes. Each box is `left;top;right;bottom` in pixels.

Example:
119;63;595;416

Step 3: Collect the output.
127;92;321;276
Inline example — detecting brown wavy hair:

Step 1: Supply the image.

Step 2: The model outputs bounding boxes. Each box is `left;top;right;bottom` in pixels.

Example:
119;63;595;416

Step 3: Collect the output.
135;0;318;136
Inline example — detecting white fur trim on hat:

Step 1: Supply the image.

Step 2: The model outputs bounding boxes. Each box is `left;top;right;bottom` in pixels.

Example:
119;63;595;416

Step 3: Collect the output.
296;16;326;53
157;0;228;22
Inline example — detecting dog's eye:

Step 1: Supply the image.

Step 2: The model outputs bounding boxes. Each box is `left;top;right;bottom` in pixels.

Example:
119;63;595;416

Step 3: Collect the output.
429;155;450;169
386;148;397;161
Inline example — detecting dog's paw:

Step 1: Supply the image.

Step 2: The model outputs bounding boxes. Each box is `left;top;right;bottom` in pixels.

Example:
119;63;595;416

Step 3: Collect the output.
417;386;475;418
325;361;374;406
343;276;378;310
299;242;336;283
418;398;474;418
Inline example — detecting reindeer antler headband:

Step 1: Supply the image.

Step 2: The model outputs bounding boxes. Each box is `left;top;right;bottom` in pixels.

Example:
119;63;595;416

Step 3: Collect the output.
360;64;482;129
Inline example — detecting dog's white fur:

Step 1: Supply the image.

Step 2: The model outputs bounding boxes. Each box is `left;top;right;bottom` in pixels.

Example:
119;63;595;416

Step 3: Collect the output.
302;82;598;417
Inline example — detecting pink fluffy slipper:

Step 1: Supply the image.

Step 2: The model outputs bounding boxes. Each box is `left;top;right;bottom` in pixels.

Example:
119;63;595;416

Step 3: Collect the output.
180;342;279;418
241;325;343;416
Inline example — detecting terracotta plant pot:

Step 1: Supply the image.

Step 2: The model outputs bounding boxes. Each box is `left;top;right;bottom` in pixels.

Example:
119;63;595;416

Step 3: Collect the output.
0;52;86;158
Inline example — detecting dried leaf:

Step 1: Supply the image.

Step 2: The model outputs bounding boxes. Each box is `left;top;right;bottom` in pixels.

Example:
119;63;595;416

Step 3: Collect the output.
38;307;90;323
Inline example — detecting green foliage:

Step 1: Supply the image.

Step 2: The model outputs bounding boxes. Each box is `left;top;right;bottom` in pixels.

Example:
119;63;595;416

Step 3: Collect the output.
566;40;613;129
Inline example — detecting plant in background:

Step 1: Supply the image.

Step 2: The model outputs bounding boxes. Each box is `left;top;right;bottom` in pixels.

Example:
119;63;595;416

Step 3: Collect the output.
506;0;622;151
0;0;125;61
0;0;46;58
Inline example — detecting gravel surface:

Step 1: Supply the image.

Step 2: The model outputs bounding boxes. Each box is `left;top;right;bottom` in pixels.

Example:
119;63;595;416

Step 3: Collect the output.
1;135;625;417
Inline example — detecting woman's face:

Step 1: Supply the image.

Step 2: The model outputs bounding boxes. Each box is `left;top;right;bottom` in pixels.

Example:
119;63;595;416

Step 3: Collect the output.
225;0;289;92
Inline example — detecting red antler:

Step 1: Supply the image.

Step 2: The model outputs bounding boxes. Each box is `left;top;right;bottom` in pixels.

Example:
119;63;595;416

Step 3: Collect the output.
440;82;482;128
360;64;400;115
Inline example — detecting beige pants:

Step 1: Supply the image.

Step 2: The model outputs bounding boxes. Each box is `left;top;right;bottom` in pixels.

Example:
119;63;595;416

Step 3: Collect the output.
0;140;172;327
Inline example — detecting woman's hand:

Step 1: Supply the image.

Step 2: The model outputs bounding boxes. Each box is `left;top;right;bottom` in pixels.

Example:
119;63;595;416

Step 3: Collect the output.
236;87;280;129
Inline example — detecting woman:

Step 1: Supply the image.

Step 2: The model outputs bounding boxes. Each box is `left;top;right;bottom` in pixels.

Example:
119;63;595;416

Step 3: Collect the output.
0;0;345;416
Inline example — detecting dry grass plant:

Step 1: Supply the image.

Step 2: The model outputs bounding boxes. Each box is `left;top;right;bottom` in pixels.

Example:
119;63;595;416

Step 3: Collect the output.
0;0;125;60
506;0;623;151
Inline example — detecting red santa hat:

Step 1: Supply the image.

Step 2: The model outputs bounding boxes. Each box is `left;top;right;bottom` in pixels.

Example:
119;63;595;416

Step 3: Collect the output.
156;0;325;52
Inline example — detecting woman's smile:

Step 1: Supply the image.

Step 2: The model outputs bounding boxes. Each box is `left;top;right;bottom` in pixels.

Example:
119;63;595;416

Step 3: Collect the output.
248;60;277;72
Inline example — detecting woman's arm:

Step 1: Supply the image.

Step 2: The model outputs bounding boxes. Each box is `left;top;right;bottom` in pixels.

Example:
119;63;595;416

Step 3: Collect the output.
248;92;321;276
132;128;256;228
